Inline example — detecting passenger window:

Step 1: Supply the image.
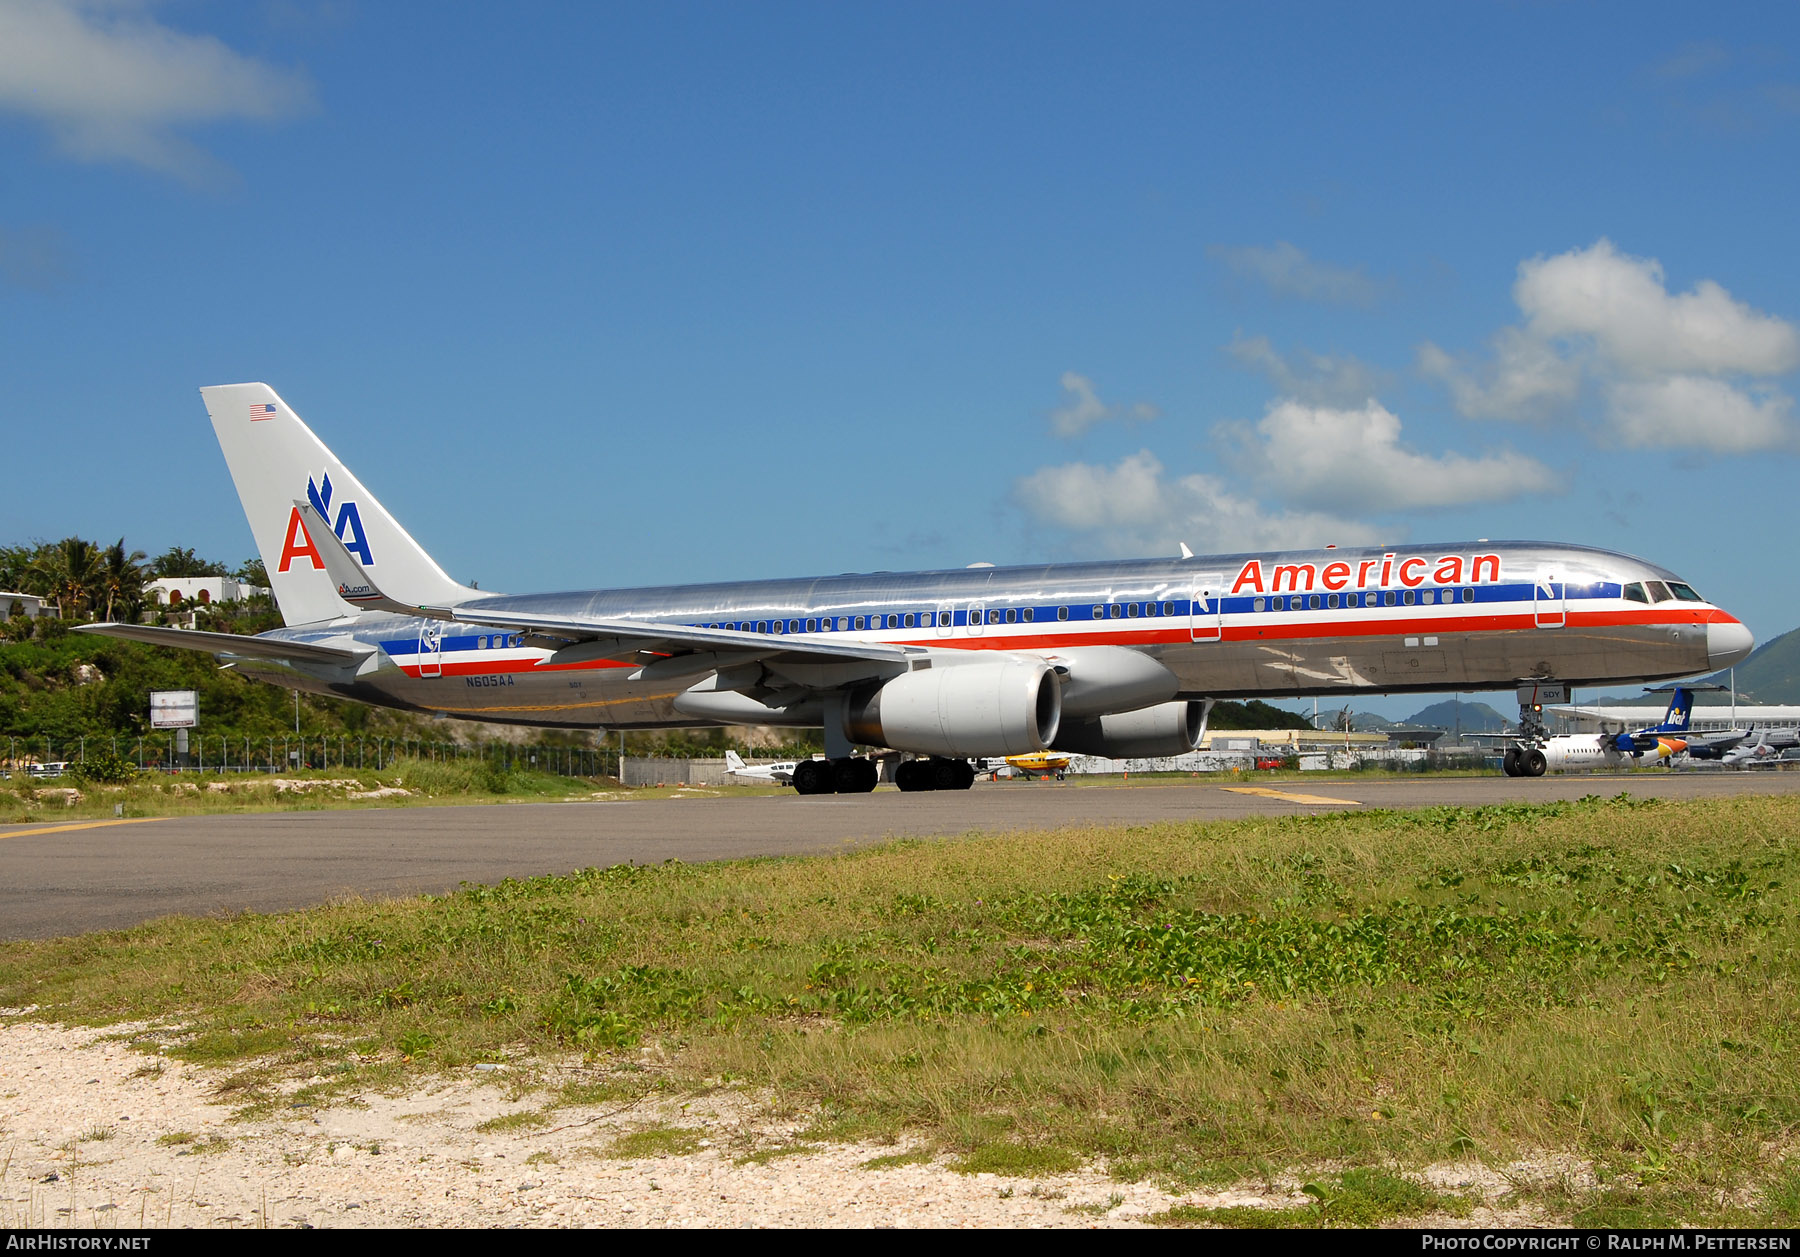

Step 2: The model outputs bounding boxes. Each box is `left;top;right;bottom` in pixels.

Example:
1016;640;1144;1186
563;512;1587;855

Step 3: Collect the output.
1645;581;1672;603
1022;607;1034;622
807;618;818;632
1326;593;1339;609
1461;588;1473;603
1668;582;1703;602
1092;605;1103;619
837;617;848;630
1254;598;1266;612
1108;604;1122;618
1057;607;1069;621
1384;591;1396;606
1421;590;1435;605
1126;603;1138;618
1402;590;1414;605
1144;601;1158;617
1006;608;1017;623
902;613;915;628
1309;595;1322;610
1271;596;1284;611
853;616;865;630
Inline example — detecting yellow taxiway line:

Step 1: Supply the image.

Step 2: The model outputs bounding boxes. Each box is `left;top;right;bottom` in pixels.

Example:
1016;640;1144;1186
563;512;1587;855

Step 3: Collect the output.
1222;786;1360;806
0;817;164;841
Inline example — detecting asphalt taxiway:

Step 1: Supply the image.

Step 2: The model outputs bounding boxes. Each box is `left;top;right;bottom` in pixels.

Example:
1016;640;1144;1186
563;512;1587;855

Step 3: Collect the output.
3;773;1797;941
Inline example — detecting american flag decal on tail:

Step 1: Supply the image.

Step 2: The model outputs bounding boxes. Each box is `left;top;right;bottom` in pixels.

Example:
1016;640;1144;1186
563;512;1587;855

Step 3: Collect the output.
250;403;277;420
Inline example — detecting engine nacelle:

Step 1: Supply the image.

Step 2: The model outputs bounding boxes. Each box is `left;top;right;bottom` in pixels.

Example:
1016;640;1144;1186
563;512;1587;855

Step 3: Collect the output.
1053;700;1210;759
1045;646;1179;719
845;658;1061;757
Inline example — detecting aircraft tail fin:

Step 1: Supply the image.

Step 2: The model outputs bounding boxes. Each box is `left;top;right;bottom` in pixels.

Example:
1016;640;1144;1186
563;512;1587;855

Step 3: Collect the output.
200;384;480;626
1657;687;1694;733
724;750;746;771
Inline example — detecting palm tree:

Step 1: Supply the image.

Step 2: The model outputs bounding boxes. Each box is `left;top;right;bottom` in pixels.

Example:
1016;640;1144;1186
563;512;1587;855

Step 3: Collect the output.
97;539;147;622
51;537;101;620
149;546;228;578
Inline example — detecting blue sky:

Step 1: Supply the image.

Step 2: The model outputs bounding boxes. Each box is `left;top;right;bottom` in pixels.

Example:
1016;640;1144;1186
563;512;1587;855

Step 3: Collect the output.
3;2;1797;718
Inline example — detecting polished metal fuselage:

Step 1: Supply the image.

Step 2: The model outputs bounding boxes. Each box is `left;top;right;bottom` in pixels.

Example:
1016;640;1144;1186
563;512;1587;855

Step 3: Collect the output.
226;540;1732;730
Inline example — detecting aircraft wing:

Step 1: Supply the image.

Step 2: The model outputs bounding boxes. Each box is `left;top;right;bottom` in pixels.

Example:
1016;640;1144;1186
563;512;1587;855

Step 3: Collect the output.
430;605;919;670
73;622;373;665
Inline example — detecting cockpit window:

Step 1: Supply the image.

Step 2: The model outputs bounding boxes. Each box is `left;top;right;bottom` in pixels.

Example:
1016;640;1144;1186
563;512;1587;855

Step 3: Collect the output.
1645;580;1673;603
1667;582;1703;602
1622;583;1648;604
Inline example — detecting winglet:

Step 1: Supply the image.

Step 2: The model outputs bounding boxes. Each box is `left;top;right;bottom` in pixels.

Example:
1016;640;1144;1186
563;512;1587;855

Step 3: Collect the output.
294;500;442;618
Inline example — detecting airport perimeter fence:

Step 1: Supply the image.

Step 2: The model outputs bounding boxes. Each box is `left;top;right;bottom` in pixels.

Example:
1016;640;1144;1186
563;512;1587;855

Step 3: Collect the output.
1;733;622;780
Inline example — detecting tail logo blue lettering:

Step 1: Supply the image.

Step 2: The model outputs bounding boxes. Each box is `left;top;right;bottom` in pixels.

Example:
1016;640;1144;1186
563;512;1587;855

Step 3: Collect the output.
306;472;374;566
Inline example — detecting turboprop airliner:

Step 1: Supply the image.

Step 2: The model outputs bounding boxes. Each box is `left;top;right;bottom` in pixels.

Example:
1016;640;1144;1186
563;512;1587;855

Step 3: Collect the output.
76;383;1756;795
1509;687;1696;776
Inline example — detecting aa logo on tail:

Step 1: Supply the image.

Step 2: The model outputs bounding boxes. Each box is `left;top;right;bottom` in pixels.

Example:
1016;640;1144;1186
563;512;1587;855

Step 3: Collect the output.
278;472;374;572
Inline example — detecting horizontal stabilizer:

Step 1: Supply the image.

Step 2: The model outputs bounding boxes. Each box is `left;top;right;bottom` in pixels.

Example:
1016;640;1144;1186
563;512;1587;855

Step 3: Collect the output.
295;500;442;618
73;623;372;665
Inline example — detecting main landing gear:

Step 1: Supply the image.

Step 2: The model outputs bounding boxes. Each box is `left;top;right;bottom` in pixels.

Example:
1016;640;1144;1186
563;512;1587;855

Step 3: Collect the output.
792;756;880;795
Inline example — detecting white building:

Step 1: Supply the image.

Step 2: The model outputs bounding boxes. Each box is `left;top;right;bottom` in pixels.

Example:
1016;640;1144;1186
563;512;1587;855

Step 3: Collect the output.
0;591;54;619
145;577;268;607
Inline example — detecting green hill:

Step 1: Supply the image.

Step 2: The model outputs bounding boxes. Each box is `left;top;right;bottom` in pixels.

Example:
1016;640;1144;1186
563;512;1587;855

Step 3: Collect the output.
1697;626;1800;703
1402;698;1510;733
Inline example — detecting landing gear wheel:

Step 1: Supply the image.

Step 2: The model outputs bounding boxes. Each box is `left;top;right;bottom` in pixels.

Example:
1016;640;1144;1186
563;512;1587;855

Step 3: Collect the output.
895;760;930;792
832;757;878;793
792;759;836;795
1524;748;1547;777
929;758;963;791
1502;746;1522;777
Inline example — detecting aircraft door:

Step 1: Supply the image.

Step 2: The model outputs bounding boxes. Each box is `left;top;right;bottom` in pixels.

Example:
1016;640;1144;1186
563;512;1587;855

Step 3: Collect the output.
419;622;444;677
1534;572;1565;629
1190;574;1224;643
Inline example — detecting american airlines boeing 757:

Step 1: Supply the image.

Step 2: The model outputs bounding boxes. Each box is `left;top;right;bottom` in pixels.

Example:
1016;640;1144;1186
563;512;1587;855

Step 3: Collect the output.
76;384;1756;793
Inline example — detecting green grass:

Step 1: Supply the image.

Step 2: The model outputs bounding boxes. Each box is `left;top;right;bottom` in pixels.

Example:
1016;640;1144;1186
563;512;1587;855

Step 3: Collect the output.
473;1110;549;1133
2;791;1797;1224
860;1147;935;1170
604;1126;703;1159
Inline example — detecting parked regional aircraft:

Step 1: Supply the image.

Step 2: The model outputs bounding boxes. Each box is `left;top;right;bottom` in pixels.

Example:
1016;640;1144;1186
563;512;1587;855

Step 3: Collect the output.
75;384;1756;794
1509;687;1697;776
980;751;1074;780
722;750;801;785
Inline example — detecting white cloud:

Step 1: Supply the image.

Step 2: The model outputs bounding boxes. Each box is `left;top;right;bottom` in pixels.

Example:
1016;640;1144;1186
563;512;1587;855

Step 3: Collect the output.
1226;334;1389;408
0;0;314;180
1047;372;1157;439
1015;450;1382;558
1416;326;1582;421
1209;241;1382;306
1223;399;1560;514
1606;376;1793;453
1422;240;1799;450
1515;239;1800;378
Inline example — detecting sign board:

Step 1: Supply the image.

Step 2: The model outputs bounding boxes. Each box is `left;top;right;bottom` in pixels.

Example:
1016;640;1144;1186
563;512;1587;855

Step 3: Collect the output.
1515;682;1569;708
150;690;198;729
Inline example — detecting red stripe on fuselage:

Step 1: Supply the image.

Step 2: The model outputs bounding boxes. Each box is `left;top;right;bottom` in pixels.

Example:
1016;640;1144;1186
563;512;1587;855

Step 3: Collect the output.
391;604;1734;678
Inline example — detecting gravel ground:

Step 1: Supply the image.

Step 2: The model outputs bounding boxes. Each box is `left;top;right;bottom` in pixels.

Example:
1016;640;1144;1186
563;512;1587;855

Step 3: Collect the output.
1;1018;1550;1229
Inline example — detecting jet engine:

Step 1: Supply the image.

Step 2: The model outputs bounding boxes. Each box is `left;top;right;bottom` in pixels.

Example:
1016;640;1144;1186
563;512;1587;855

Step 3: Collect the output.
844;658;1060;757
1052;700;1210;759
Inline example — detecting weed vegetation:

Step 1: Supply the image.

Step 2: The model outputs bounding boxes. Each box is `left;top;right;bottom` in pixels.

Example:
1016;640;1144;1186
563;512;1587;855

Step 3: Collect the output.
2;793;1796;1224
0;755;736;824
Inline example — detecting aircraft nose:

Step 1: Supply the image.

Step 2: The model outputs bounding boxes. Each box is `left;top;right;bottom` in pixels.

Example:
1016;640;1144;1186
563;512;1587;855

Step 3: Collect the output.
1707;619;1754;669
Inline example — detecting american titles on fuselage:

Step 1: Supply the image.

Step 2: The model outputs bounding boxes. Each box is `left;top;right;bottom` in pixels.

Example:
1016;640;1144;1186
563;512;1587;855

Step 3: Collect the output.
1229;552;1499;594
